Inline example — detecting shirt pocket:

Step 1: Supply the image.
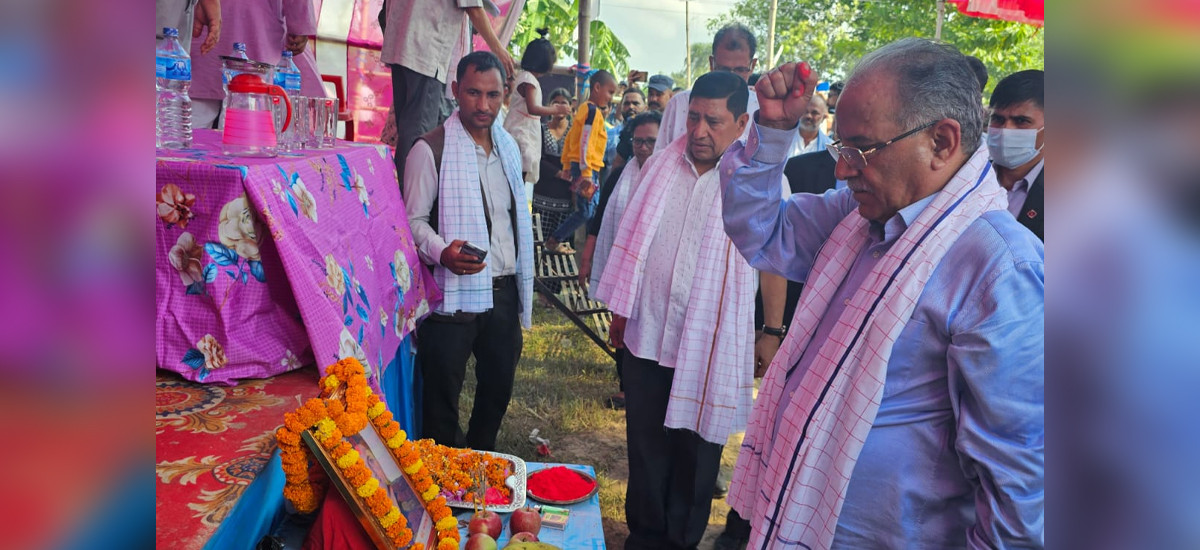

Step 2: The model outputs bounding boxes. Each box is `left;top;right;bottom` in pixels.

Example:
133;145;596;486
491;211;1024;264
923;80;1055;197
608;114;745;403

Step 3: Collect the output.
880;317;941;401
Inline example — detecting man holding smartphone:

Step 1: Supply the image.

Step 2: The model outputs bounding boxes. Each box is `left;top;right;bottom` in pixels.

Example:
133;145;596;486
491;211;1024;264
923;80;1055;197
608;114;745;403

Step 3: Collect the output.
402;51;534;452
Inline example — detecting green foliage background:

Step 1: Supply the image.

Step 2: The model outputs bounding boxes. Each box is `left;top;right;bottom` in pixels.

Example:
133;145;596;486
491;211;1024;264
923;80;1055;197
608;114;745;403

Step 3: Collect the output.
709;0;1043;94
507;0;1042;95
510;0;632;76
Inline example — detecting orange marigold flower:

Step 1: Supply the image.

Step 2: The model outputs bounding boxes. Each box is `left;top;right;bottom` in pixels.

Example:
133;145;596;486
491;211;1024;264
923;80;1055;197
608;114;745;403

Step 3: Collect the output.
368;498;390;517
437;539;458;550
283;412;306;434
394;528;412;547
275;428;301;447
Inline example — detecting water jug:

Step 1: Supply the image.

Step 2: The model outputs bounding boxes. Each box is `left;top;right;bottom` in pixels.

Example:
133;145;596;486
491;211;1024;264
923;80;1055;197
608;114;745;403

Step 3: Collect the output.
222;73;292;157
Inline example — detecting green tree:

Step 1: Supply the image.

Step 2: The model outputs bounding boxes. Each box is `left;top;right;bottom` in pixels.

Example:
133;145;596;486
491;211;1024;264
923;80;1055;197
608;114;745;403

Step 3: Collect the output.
510;0;632;76
668;42;714;89
708;0;1043;94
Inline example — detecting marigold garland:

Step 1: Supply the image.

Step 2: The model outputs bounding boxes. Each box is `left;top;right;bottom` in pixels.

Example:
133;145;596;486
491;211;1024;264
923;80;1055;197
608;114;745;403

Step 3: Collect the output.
274;357;462;550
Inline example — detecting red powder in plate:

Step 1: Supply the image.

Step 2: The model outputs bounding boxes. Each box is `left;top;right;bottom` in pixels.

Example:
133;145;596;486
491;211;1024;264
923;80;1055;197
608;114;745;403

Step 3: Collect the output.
527;466;596;501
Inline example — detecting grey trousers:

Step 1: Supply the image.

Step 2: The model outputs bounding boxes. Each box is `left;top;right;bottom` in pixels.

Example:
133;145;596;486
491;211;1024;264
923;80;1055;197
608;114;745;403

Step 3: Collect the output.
390;64;450;187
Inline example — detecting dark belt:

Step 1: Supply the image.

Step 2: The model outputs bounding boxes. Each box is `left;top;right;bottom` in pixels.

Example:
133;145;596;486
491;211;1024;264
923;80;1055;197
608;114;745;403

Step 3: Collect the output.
492;274;516;290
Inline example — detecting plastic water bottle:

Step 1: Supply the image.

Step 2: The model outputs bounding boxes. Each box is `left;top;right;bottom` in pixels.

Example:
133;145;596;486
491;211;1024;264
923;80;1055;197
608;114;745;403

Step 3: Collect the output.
275;51;303;149
274;51;301;96
222;42;250;90
156;27;193;149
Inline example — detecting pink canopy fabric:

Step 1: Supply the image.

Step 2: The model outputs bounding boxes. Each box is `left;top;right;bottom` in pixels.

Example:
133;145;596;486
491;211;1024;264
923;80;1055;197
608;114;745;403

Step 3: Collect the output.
951;0;1044;26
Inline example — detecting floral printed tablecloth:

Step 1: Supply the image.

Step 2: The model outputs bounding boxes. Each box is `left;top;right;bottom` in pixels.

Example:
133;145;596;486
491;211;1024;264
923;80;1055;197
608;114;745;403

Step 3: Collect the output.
156;130;441;390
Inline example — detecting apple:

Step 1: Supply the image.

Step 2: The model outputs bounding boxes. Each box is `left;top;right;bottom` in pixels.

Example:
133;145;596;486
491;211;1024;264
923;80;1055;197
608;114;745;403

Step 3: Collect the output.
464;533;498;550
468;510;503;539
509;506;542;536
508;532;539;543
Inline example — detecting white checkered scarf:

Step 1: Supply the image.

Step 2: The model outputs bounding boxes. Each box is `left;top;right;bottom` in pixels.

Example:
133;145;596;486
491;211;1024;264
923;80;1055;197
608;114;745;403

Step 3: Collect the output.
728;146;1005;548
435;112;535;328
594;137;757;444
589;157;642;289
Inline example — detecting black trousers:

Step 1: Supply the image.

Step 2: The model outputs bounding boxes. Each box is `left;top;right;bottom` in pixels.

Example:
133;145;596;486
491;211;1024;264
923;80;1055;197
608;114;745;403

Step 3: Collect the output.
390;64;449;185
416;277;522;451
623;351;725;550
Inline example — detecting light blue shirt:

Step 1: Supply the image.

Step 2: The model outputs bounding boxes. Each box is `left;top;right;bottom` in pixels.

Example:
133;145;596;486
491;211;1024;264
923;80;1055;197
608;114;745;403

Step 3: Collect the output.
720;122;1045;549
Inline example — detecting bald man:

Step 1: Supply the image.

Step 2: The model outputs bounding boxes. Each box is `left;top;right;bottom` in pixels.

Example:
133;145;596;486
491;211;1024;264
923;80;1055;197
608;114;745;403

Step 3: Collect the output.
788;93;832;157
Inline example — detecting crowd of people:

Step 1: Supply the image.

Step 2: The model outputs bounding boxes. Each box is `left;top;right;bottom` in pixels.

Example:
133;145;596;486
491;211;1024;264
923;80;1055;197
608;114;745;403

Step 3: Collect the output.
163;1;1044;547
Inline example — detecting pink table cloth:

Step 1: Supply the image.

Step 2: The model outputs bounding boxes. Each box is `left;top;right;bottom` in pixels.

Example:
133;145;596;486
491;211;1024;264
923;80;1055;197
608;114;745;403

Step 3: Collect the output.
155;129;440;390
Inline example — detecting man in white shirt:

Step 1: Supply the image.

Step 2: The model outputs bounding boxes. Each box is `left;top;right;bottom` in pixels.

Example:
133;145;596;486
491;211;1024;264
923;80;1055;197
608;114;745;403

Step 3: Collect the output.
594;71;756;550
787;93;834;157
987;69;1044;240
656;23;759;152
382;0;515;185
402;51;534;452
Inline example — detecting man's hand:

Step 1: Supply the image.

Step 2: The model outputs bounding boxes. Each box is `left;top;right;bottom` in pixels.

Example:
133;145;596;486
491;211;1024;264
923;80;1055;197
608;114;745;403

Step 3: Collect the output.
285;33;309;55
193;0;222;55
755;62;819;130
578;236;597;287
440;239;487;276
608;315;627;349
754;331;782;378
553;104;573;117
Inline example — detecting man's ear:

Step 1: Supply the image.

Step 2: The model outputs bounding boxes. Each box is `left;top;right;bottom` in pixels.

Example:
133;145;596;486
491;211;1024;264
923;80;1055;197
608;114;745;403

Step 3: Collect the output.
451;80;460;98
930;118;962;170
750;58;758;72
737;112;750;133
709;55;716;72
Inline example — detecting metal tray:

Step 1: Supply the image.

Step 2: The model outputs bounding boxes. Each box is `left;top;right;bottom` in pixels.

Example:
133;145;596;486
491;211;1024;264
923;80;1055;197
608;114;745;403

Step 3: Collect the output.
443;450;527;513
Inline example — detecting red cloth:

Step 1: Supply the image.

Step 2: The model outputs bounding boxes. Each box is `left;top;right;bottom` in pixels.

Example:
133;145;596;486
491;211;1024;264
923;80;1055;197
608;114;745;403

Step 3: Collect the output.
302;487;377;550
155;367;320;549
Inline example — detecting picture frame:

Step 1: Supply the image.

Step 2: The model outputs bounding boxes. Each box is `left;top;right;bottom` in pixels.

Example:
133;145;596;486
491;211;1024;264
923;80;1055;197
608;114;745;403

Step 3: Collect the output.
276;359;461;550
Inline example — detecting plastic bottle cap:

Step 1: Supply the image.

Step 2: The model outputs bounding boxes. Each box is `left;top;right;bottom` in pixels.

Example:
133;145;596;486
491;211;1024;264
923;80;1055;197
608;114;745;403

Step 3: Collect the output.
163;27;178;37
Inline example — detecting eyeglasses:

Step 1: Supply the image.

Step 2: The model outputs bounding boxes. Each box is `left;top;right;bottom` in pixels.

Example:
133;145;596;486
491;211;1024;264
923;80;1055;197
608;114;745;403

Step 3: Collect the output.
826;120;938;170
632;138;656;148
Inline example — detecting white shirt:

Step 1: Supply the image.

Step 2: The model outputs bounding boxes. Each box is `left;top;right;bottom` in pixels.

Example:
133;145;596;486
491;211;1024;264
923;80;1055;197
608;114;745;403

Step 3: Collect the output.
1007;159;1043;218
381;0;482;82
624;155;722;367
403;137;518;276
655;88;760;152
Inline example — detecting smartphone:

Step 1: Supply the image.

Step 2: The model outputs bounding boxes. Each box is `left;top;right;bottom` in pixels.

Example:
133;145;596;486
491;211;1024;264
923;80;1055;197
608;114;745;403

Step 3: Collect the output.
460;241;488;262
629;70;648;83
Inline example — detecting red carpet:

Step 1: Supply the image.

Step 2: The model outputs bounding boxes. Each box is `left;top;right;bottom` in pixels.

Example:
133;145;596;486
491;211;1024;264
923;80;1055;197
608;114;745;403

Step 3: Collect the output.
156;367;320;549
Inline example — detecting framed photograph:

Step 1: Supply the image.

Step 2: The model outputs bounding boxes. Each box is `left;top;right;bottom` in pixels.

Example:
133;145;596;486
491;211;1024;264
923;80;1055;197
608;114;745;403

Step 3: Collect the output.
277;359;460;550
302;427;436;550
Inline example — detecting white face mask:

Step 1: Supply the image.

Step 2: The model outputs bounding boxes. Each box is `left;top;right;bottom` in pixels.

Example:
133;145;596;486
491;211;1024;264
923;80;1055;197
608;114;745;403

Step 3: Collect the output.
987;126;1044;169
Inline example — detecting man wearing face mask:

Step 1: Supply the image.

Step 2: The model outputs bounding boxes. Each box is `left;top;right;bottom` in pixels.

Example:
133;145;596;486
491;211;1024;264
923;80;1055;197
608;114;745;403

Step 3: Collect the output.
987;69;1044;240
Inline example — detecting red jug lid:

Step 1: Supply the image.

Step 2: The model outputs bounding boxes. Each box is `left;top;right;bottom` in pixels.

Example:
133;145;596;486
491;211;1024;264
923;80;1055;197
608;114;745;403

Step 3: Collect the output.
229;73;271;94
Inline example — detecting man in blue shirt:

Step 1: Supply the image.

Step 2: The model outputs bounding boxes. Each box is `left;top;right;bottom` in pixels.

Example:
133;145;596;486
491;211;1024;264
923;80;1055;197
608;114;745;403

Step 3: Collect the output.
719;38;1043;549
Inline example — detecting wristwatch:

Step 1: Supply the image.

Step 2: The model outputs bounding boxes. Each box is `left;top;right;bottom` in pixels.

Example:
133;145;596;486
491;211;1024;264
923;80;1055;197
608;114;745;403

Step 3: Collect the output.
762;325;786;338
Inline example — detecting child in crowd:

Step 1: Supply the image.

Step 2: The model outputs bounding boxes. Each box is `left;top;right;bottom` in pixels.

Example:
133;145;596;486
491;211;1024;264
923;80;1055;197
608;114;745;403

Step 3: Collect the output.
544;70;617;255
503;29;573;188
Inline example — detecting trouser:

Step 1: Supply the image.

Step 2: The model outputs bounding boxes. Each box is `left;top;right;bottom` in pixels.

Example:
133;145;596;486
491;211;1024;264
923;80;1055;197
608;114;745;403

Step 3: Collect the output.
192;98;221;129
614;349;625;392
623;351;724;550
550;178;600;242
721;509;752;541
416;276;522;451
390;64;448;186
